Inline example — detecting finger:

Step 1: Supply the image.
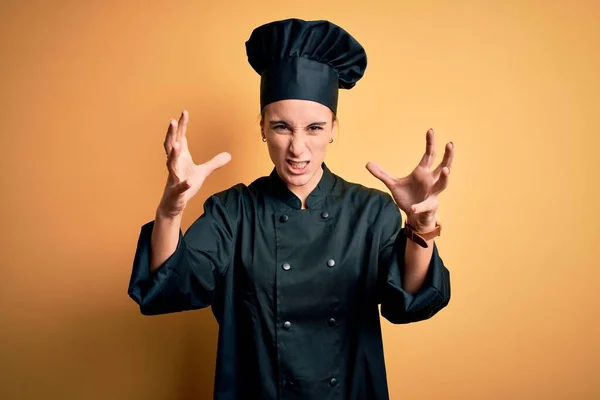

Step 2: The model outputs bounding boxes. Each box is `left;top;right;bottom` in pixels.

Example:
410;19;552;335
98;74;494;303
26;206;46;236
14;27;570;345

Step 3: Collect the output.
418;128;436;169
201;152;232;176
410;195;438;214
166;141;183;181
433;141;454;178
167;138;182;159
172;180;191;195
163;118;177;155
365;162;396;187
431;166;450;195
177;110;189;141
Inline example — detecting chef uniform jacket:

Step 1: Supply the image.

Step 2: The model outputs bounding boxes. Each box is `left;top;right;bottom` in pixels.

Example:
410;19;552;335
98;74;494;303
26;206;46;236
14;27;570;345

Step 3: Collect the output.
128;163;451;399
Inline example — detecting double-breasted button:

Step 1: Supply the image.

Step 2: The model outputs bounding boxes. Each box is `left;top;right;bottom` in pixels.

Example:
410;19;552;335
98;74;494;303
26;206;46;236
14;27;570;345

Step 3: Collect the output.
320;211;330;219
328;318;336;326
283;321;292;330
330;378;338;387
282;262;291;271
326;259;335;268
280;214;289;223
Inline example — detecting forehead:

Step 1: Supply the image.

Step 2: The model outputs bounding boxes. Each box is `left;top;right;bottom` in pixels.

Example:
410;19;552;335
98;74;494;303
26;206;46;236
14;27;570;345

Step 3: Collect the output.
264;99;332;122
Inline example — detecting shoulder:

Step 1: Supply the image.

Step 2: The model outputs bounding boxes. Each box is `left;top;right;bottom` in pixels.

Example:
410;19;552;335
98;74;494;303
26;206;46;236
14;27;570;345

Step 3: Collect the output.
207;182;251;206
330;172;402;230
332;172;396;210
333;173;403;238
206;174;271;212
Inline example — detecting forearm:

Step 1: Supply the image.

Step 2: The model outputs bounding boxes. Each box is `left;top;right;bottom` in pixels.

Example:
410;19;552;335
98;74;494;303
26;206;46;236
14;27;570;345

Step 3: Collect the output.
150;209;183;272
402;233;434;295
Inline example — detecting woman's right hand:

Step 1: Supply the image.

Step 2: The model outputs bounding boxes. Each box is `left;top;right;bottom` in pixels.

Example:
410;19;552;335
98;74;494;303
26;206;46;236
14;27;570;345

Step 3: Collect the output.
157;110;231;218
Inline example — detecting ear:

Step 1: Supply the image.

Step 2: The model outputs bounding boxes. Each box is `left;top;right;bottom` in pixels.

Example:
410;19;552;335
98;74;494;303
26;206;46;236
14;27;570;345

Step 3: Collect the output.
331;114;338;141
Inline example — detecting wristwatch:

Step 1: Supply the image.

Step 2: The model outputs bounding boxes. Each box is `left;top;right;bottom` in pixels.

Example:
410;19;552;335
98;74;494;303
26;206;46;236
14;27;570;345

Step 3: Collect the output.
404;221;441;248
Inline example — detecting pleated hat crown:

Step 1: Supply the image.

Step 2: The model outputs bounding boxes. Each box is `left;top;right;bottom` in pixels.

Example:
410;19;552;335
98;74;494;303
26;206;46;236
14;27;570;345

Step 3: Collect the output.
245;18;367;114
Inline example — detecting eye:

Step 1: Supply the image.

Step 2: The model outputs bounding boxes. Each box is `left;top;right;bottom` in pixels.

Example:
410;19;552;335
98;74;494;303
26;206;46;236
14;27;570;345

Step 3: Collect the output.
273;124;288;131
308;125;323;132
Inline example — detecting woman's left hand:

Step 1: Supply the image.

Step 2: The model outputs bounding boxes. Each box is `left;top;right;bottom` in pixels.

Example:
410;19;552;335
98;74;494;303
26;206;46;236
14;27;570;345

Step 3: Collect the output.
366;128;454;232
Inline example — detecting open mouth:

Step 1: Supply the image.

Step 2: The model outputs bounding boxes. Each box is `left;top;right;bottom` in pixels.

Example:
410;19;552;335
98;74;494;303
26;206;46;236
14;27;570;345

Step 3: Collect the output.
287;160;310;174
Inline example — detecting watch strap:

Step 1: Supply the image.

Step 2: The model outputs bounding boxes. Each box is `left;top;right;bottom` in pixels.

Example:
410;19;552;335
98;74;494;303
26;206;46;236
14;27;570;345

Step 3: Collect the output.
404;221;441;248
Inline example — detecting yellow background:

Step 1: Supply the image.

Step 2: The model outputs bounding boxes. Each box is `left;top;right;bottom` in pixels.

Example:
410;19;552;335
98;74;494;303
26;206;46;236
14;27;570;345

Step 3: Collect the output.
1;0;598;399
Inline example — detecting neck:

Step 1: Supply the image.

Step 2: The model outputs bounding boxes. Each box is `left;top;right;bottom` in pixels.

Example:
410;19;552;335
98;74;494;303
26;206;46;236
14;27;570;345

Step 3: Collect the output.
288;166;324;209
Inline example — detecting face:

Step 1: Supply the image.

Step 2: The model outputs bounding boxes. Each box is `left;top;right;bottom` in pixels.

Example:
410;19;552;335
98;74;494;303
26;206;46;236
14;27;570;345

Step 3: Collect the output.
261;99;336;191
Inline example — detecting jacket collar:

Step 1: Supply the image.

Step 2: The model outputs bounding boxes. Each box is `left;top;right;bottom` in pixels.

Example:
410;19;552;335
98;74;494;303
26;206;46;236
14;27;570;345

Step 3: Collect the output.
267;163;336;209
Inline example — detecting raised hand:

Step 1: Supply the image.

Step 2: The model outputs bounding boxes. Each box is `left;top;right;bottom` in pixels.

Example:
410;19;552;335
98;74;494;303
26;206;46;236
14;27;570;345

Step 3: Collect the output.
158;110;231;218
366;128;454;231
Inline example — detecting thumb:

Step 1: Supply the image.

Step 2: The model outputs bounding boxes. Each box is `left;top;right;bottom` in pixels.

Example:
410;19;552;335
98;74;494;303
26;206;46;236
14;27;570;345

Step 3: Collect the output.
410;195;438;215
201;152;232;176
365;162;395;187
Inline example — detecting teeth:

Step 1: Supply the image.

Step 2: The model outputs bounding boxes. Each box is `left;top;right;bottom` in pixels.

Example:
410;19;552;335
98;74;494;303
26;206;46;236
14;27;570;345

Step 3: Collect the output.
290;161;308;169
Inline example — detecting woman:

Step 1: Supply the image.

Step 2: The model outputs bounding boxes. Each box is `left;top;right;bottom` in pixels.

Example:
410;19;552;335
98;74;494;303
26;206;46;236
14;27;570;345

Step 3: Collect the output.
129;18;454;400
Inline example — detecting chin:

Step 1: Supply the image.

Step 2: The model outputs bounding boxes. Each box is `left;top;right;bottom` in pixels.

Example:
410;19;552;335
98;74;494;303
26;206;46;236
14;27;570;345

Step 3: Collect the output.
284;174;312;187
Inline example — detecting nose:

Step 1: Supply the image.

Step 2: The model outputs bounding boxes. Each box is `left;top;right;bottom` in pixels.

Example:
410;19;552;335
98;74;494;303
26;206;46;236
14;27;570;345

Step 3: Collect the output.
289;134;307;157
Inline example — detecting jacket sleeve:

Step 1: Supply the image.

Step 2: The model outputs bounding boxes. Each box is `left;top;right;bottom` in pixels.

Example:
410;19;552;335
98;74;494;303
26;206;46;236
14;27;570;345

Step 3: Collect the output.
127;194;236;316
377;196;451;324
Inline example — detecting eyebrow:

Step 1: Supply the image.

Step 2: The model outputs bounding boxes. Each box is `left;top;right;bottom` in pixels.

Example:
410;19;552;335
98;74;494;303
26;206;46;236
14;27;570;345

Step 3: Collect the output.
269;120;328;126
